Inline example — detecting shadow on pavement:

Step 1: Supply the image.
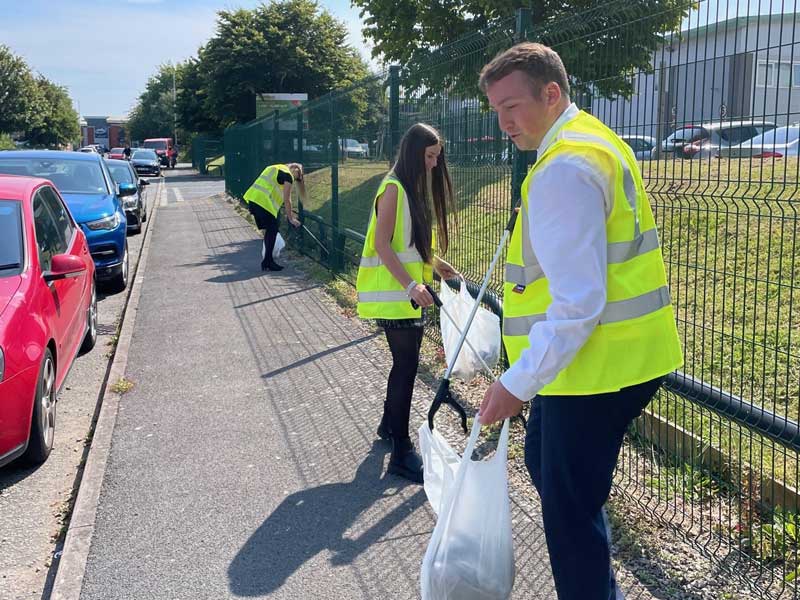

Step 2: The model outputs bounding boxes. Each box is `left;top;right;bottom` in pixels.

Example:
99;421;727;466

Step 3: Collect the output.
228;440;427;597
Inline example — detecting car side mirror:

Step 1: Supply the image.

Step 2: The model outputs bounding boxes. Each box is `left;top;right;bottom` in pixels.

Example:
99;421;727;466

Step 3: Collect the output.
43;254;86;282
118;182;137;196
139;178;150;186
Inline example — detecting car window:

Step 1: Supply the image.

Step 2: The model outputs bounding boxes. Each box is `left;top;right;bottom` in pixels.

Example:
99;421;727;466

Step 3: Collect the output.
0;158;109;195
0;200;23;275
108;163;135;184
719;126;758;145
33;190;68;270
753;126;800;145
39;186;74;248
132;150;157;160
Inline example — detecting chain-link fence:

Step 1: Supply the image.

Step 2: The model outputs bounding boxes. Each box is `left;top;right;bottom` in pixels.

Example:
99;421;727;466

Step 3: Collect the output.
224;1;800;595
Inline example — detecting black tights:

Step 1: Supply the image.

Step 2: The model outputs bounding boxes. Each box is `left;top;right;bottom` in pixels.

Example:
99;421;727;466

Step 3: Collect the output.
384;327;423;440
261;213;280;267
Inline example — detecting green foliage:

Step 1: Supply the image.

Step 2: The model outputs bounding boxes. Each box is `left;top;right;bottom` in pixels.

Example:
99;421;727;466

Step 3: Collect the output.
0;134;15;150
26;77;80;148
351;0;690;99
647;461;720;503
0;45;44;134
127;63;180;143
740;509;800;580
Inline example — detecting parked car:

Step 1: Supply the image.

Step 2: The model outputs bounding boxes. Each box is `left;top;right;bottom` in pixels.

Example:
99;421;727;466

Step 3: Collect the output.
130;149;162;177
0;175;97;467
143;137;176;168
107;147;126;160
339;138;367;158
718;124;800;159
79;146;99;154
106;159;148;233
0;151;129;292
621;135;657;160
662;121;776;159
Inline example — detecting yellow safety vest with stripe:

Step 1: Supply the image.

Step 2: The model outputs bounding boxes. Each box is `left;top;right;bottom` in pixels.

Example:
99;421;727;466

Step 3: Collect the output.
243;164;291;217
503;111;683;395
357;175;435;319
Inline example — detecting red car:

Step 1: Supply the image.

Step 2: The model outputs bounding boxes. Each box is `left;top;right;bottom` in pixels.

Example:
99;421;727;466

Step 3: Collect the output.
0;176;97;467
107;147;126;160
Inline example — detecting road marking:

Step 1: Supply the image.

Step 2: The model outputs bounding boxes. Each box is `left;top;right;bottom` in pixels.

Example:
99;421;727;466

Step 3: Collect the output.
174;188;185;203
159;183;168;207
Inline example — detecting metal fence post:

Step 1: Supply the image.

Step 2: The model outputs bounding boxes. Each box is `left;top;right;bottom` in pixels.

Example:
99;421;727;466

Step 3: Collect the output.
511;7;534;209
389;65;401;162
296;109;304;165
329;94;342;269
272;110;279;165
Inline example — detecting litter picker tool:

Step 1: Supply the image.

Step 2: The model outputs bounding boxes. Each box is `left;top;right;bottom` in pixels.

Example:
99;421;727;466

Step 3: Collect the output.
300;223;329;254
413;205;524;433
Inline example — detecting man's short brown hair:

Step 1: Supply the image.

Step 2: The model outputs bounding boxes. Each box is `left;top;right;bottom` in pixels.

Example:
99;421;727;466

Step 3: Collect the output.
479;43;570;98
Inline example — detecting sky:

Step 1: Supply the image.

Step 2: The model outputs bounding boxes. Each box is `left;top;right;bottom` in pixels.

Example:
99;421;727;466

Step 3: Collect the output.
0;0;375;117
0;0;792;118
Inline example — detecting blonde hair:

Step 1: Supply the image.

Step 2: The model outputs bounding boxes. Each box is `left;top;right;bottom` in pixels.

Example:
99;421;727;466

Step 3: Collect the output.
286;162;306;201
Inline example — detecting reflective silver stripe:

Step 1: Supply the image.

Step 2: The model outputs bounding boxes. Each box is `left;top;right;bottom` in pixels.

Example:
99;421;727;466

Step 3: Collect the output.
600;285;671;324
505;263;544;286
607;228;660;264
560;131;640;237
250;183;272;196
358;290;410;303
359;250;422;268
503;313;547;336
503;285;671;335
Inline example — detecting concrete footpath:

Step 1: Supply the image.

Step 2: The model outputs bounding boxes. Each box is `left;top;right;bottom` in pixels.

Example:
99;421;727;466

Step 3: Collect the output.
61;174;556;599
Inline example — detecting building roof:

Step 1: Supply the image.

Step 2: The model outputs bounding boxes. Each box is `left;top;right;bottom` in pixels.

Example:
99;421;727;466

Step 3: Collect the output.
676;12;800;39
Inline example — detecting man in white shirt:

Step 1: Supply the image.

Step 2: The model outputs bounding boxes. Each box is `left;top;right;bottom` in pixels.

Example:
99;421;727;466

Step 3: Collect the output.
477;43;683;600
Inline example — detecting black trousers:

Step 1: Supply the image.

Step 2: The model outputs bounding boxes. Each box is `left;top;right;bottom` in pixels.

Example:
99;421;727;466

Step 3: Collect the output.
383;325;423;440
250;203;279;265
524;377;664;600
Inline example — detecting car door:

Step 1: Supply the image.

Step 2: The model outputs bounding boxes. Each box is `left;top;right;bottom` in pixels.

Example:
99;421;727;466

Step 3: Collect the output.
33;187;86;365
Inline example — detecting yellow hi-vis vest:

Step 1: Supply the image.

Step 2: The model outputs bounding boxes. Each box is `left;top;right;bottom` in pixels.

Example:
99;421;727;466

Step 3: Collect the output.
357;175;435;319
243;164;291;217
503;111;683;395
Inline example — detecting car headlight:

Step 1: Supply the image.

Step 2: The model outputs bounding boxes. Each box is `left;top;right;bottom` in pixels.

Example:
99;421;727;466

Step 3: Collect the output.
86;213;121;231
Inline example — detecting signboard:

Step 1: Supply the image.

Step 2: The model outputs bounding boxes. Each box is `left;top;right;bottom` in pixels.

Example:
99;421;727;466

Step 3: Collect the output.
255;93;308;130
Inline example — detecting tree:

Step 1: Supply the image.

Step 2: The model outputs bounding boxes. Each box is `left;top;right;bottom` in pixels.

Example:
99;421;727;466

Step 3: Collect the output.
26;77;80;148
127;63;181;142
198;0;373;126
0;45;43;135
351;0;689;99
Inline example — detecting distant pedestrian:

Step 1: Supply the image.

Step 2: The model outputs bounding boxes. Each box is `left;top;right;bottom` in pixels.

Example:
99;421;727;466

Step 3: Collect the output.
123;145;131;160
356;123;459;484
243;163;303;271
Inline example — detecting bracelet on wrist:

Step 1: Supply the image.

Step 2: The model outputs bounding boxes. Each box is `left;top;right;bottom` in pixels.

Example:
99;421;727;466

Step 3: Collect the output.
406;280;418;297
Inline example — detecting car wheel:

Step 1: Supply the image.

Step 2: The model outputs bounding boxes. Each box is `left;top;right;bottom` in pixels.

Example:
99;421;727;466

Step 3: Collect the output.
107;242;129;293
80;279;98;354
23;349;57;464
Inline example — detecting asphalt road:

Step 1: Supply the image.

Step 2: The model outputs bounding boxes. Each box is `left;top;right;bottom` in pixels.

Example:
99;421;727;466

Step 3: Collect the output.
0;173;169;600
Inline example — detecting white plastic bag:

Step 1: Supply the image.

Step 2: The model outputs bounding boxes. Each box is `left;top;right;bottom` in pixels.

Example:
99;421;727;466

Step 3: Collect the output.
261;232;285;260
420;418;515;600
440;281;500;380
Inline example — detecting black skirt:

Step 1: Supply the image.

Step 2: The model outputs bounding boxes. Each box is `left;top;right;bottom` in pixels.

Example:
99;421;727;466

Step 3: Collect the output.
249;202;278;232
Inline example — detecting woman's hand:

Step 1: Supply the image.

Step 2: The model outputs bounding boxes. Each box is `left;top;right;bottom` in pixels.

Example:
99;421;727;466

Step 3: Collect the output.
287;215;301;228
409;283;434;308
434;256;460;280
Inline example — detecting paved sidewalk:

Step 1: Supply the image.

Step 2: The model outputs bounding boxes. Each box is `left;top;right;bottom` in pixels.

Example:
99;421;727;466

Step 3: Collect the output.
77;185;555;599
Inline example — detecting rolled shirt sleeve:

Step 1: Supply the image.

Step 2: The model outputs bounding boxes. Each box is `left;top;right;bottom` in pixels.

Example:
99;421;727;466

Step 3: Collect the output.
499;155;610;401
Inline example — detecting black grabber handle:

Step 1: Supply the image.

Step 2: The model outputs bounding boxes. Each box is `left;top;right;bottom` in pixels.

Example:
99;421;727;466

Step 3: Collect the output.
410;284;443;310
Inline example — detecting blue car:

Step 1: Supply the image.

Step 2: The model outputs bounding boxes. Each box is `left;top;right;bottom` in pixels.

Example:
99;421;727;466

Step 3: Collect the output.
0;151;129;292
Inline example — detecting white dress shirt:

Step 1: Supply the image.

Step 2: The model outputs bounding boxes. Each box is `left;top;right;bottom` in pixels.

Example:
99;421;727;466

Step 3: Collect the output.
499;103;612;401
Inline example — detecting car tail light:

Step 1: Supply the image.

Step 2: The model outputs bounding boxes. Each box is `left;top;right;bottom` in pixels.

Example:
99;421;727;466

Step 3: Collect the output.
753;151;783;158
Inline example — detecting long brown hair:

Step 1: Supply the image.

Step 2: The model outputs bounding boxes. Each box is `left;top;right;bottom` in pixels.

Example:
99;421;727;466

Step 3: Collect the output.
393;123;454;263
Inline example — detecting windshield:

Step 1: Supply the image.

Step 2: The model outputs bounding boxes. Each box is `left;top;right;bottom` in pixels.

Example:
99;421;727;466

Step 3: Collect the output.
0;158;109;195
750;126;800;146
0;200;23;275
144;140;168;150
132;150;157;160
107;163;135;184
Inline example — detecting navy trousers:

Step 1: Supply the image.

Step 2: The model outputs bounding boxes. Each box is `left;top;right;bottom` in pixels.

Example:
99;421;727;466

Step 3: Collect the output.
524;377;664;600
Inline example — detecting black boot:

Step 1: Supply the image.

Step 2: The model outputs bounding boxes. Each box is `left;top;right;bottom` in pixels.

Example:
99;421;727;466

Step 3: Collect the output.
388;437;423;484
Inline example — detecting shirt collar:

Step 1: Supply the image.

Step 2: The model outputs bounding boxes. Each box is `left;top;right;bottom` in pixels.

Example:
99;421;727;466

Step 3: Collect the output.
537;102;579;154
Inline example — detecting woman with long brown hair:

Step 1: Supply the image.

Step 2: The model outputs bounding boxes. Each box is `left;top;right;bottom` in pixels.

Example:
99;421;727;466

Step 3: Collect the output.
356;123;458;483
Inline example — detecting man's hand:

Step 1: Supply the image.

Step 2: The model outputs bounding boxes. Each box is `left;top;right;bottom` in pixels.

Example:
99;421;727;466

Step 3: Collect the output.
433;256;460;280
479;381;524;425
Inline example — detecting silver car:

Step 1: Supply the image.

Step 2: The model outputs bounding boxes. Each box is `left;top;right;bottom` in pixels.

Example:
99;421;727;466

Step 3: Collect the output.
621;135;657;160
662;120;776;159
718;124;800;159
